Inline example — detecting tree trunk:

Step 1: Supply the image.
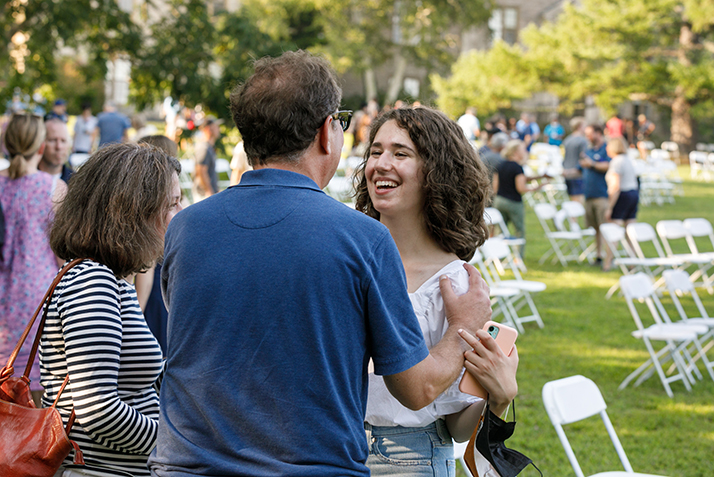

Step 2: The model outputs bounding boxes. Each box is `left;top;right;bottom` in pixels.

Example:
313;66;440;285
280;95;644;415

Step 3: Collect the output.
385;53;407;105
672;24;693;153
671;87;692;154
364;67;377;102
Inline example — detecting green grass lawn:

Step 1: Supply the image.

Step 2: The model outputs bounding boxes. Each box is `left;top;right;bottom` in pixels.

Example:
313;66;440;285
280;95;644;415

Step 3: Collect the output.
457;165;714;477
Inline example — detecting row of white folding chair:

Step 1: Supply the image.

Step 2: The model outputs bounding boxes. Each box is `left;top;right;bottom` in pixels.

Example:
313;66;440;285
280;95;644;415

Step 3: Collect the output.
619;273;714;397
630;221;714;292
470;238;546;333
663;269;714;349
655;219;714;292
688;150;714;181
177;157;232;204
483;207;526;272
534;202;595;267
650;158;684;196
601;221;713;299
470;250;530;332
543;375;668;477
600;223;674;299
660;141;680;160
632;160;676;206
524;180;569;208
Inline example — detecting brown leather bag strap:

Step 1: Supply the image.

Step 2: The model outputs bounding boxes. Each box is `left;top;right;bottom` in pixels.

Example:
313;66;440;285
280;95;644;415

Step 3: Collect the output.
0;258;86;383
50;373;78;434
22;258;86;379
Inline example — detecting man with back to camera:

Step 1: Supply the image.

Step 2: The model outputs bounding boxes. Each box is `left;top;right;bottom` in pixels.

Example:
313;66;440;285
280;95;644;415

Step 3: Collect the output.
149;50;492;477
39;117;73;183
94;101;131;148
562;117;588;204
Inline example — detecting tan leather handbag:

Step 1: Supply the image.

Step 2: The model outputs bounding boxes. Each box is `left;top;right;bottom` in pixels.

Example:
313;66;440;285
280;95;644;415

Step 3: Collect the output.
0;258;85;477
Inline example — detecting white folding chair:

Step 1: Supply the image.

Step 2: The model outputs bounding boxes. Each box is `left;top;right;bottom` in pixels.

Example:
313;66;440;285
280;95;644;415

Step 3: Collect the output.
656;220;714;292
689;151;709;180
543;375;668;477
484;207;526;272
626;223;699;287
601;222;683;298
534;203;584;266
215;157;232;190
663;269;714;364
470;249;541;333
683;218;714;261
619;273;710;397
660;141;679;161
178;158;195;204
600;223;646;299
560;201;597;263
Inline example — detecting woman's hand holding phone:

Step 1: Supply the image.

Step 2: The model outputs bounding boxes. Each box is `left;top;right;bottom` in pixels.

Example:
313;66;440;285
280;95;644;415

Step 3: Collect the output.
458;325;519;417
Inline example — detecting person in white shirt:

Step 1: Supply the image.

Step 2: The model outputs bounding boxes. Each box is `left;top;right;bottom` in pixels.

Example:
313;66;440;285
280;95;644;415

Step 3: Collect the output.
355;107;518;477
72;103;97;153
604;137;639;271
457;107;480;141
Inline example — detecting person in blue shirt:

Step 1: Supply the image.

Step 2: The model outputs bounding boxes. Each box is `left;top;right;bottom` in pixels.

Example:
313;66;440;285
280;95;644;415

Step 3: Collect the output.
580;124;610;266
516;113;540;151
543;114;565;146
94;101;131;148
149;50;492;477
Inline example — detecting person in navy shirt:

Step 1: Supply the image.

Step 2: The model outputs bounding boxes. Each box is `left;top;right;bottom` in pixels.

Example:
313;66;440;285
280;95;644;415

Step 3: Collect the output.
580;124;610;266
149;50;492;477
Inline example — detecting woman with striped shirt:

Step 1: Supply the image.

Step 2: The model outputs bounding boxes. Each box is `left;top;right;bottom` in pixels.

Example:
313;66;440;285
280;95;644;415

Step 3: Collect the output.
41;143;182;477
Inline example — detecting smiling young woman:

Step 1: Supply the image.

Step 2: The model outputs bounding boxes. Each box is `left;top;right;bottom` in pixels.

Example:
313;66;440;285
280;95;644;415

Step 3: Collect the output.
355;107;519;477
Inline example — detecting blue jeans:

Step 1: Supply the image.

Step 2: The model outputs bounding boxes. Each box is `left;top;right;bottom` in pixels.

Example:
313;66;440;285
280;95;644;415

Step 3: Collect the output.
365;420;455;477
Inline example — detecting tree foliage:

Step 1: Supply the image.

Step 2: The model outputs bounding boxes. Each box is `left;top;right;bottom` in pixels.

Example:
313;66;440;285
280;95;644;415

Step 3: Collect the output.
314;0;490;103
130;0;219;111
0;0;140;105
434;0;714;147
431;41;537;118
130;0;327;119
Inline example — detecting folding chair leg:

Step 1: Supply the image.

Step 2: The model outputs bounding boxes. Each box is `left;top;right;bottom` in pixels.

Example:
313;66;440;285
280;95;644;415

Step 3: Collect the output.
503;299;525;334
686;336;714;383
621;340;691;398
605;282;620;300
523;292;545;329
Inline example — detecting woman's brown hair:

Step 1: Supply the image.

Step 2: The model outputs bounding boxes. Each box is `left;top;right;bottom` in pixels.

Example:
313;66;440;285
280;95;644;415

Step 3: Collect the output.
354;107;490;261
50;143;181;277
4;113;45;180
138;134;178;157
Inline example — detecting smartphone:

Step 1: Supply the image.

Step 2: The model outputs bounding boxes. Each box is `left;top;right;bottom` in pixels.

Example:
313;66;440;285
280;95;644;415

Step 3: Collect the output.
458;321;518;398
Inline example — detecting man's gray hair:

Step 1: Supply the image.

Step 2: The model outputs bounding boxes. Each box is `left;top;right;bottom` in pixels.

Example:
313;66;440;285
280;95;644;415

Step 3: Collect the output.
490;132;509;150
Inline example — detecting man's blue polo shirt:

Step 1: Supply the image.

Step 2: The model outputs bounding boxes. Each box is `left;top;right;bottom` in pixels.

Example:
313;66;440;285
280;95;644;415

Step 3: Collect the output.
582;143;610;199
150;169;429;477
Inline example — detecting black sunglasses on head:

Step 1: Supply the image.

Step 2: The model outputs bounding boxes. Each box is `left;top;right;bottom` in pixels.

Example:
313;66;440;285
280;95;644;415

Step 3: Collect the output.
331;110;353;132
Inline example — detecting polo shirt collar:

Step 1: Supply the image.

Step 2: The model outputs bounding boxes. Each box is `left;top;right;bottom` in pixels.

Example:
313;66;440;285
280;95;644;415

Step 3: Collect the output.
238;168;323;192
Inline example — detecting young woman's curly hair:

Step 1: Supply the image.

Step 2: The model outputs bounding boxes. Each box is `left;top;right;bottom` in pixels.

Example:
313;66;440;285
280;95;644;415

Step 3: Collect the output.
50;143;181;277
354;107;490;260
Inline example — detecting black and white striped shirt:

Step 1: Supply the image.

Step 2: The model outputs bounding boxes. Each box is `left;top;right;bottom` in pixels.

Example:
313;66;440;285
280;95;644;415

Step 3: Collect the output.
40;260;163;476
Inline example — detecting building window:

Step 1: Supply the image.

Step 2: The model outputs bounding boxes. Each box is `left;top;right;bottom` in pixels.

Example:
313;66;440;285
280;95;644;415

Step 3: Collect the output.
489;7;519;45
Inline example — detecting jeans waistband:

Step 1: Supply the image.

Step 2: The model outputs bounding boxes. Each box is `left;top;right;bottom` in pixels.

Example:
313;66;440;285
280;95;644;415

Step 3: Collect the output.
364;419;452;442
